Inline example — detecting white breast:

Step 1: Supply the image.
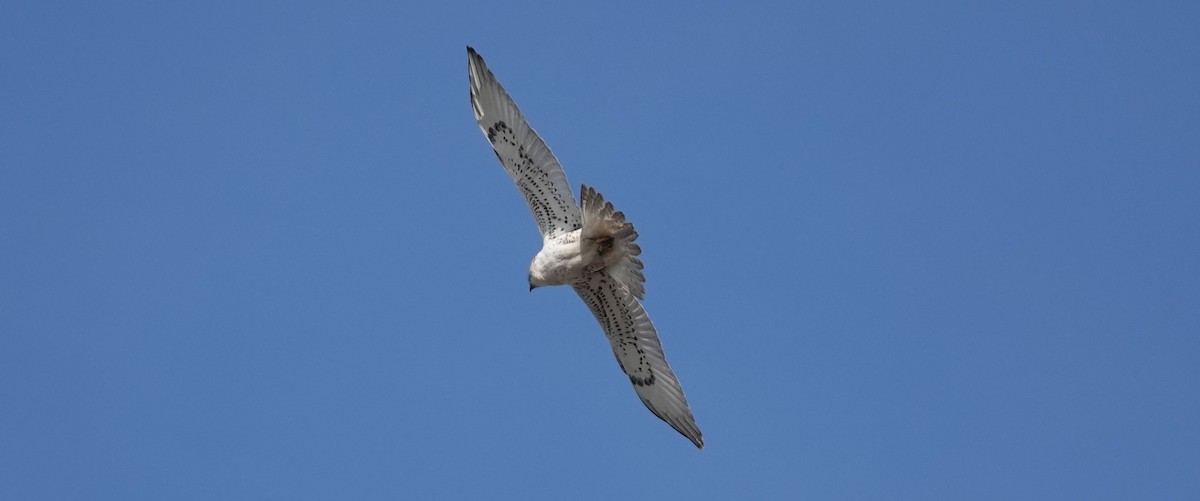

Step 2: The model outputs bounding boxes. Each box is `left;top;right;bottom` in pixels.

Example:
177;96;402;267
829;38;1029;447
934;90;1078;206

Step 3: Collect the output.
530;229;591;286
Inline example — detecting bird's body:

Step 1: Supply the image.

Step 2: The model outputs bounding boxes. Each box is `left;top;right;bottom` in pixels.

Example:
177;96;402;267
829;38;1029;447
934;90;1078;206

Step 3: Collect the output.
531;185;644;290
530;230;586;288
467;46;702;448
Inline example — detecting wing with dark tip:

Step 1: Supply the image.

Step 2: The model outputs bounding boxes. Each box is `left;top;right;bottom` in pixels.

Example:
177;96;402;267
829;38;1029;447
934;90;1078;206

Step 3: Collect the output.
572;271;703;448
467;47;581;238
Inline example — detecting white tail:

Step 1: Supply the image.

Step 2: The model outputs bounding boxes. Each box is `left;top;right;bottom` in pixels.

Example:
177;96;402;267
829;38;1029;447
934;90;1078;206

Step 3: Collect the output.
579;185;646;299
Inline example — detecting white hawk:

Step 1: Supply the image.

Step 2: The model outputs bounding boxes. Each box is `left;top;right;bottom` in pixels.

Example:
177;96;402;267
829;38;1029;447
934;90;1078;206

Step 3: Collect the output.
467;47;703;448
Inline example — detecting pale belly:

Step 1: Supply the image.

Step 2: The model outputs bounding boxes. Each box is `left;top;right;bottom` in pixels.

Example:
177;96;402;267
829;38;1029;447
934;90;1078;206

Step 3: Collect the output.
530;229;595;286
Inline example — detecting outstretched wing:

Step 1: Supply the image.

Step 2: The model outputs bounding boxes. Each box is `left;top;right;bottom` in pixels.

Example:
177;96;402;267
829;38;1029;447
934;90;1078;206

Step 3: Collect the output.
468;47;581;238
572;271;703;448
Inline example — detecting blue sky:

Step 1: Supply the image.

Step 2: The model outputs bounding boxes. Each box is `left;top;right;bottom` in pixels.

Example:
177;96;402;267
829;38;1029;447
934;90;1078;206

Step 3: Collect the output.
2;1;1198;499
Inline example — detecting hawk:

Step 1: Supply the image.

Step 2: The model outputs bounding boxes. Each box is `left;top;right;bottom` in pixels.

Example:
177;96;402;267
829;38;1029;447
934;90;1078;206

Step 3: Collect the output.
467;47;703;448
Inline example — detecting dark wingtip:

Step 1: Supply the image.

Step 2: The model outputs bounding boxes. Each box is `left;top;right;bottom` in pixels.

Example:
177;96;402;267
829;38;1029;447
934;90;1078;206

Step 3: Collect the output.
467;45;476;55
679;422;704;449
684;426;704;449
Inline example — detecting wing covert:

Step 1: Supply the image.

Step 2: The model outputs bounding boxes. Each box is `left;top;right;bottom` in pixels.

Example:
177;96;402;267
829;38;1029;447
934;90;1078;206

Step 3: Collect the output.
468;47;581;237
572;271;703;448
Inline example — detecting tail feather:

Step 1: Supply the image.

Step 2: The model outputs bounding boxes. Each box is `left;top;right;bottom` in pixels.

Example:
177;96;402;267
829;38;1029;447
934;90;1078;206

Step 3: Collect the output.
579;185;647;299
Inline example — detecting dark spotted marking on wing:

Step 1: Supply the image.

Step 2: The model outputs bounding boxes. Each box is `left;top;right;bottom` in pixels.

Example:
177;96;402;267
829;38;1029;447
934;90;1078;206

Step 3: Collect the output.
468;47;581;238
575;273;654;384
572;271;702;448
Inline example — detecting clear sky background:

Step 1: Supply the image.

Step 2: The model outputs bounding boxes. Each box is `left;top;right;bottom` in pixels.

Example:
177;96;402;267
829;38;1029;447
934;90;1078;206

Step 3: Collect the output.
3;1;1198;499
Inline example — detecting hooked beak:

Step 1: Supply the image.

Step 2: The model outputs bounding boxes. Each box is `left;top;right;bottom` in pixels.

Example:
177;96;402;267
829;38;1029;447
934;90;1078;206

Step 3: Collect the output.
529;283;536;292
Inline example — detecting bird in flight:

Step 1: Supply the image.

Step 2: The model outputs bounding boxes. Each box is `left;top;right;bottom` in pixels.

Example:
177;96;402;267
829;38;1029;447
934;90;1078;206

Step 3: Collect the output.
467;47;703;448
